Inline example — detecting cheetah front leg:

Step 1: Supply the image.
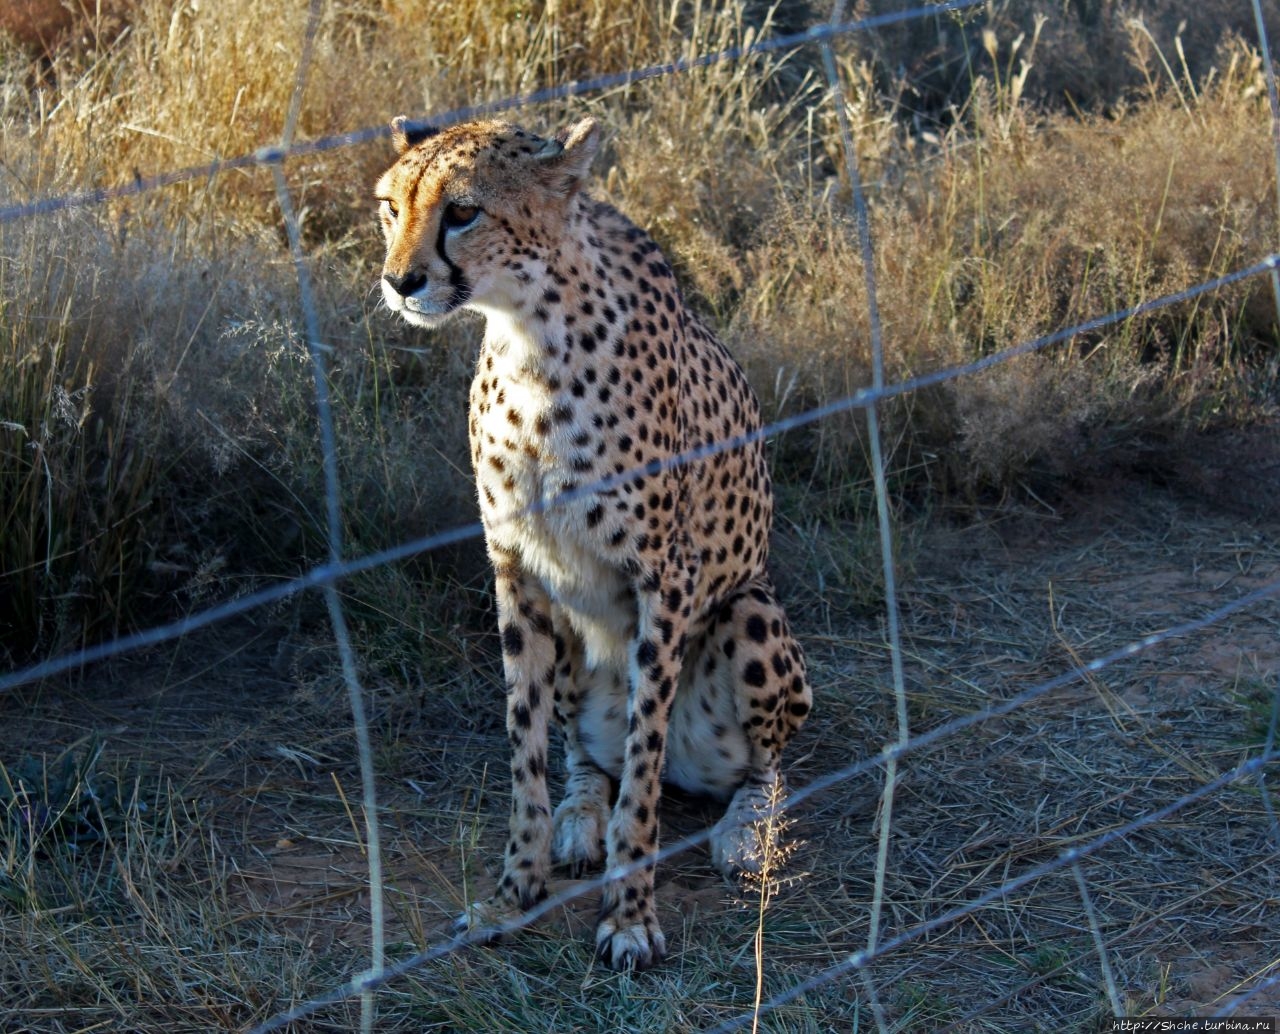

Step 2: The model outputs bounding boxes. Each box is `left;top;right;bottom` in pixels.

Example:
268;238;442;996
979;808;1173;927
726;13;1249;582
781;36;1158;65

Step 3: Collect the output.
595;556;691;970
457;561;557;935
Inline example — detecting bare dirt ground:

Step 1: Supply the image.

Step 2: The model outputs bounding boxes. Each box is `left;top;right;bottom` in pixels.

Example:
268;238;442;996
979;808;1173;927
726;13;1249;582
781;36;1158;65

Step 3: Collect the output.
2;426;1278;1032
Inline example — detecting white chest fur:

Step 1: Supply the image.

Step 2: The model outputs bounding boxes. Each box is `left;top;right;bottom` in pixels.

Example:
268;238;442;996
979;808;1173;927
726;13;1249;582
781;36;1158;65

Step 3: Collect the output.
471;311;634;668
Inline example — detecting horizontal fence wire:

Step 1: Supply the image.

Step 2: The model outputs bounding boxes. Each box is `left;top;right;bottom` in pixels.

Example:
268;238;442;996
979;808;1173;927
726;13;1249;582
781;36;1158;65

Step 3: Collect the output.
0;0;985;226
3;0;1279;1029
702;751;1280;1034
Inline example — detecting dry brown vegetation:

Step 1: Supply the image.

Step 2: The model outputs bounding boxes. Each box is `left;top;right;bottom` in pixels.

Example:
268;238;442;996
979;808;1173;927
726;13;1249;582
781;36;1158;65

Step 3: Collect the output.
2;0;1278;652
0;0;133;57
1;1;1278;1031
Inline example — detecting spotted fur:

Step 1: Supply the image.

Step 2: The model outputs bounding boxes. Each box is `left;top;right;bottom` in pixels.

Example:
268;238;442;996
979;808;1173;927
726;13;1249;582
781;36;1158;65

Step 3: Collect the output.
376;115;812;969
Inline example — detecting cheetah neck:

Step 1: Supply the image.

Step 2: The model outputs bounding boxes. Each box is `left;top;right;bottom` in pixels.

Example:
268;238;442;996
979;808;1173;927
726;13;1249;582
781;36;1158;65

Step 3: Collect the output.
471;195;627;380
473;304;545;373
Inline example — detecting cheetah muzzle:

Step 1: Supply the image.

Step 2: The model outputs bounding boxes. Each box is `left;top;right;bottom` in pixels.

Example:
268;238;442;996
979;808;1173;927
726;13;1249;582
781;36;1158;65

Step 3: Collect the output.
376;114;813;970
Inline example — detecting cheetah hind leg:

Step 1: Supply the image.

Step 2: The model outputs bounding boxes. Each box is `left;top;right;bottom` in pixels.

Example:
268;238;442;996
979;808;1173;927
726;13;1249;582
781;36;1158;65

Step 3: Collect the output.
706;578;812;878
552;763;611;876
551;632;617;876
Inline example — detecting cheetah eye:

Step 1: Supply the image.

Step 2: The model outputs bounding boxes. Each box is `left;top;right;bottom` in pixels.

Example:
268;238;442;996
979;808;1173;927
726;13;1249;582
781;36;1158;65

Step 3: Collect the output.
442;202;480;231
379;198;399;220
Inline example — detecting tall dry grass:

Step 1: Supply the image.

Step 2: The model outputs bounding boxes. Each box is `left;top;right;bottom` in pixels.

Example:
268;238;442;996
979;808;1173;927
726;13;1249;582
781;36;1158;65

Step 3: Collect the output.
2;5;1279;1030
1;0;1277;657
736;32;1280;500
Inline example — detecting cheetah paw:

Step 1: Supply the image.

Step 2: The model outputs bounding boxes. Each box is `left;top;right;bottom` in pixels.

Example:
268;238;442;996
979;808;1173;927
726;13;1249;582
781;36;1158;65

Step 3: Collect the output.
710;779;785;877
595;916;667;971
710;812;765;877
552;796;608;875
451;894;525;943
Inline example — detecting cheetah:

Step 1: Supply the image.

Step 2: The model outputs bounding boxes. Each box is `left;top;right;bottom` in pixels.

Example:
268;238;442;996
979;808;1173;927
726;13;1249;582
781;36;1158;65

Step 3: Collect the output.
376;115;812;970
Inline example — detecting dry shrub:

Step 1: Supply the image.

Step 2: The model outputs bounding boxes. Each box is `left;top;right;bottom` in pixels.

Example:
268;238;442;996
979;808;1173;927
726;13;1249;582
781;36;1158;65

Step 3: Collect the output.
600;4;821;310
729;30;1277;497
863;0;1280;115
0;198;302;655
931;35;1277;489
0;0;132;57
0;170;474;658
2;0;1278;652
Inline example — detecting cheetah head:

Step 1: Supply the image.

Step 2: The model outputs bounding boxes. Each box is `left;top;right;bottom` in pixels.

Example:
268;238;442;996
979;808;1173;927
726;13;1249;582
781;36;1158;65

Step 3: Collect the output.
375;115;600;328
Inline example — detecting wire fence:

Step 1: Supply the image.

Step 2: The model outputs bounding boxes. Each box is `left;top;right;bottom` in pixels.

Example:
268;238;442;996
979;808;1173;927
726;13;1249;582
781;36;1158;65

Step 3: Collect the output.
3;0;1279;1031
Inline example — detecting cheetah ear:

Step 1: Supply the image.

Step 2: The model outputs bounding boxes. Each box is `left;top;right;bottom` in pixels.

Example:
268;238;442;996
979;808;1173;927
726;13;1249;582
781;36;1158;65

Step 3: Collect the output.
534;116;600;194
390;115;439;154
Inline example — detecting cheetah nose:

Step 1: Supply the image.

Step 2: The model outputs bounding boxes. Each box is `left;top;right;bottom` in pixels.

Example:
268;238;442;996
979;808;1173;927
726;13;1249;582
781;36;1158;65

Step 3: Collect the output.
383;269;428;297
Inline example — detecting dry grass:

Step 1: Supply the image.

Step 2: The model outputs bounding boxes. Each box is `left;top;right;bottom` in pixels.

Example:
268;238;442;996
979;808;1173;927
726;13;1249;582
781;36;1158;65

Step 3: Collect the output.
2;1;1280;1029
2;472;1277;1031
736;35;1280;498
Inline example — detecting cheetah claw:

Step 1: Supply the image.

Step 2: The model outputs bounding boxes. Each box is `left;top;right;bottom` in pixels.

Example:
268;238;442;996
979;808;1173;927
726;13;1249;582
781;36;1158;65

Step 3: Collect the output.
710;813;765;877
595;918;667;971
452;897;521;943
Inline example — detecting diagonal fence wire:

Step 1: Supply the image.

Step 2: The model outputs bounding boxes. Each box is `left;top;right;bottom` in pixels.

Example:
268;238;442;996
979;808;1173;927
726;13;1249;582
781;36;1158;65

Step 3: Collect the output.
1222;969;1280;1015
246;572;1280;1032
703;749;1279;1034
0;0;986;226
938;846;1280;1033
251;748;1280;1031
4;1;1280;1027
3;251;1277;698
